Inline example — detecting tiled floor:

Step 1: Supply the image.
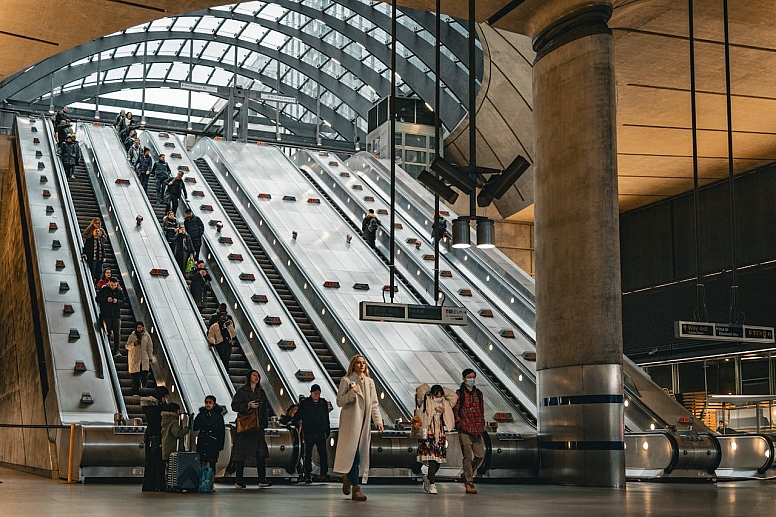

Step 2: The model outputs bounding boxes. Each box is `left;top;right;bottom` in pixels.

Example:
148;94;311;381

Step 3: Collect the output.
1;467;775;516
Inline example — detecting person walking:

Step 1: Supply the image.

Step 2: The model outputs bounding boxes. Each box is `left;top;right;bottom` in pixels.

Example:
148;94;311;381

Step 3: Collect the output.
453;368;485;494
161;211;180;248
292;384;331;483
208;303;231;328
183;208;205;261
95;268;114;290
230;370;271;489
415;383;457;494
172;226;194;273
193;395;226;472
82;227;106;282
141;386;169;491
58;133;80;180
189;260;211;310
207;312;236;368
152;154;171;205
96;277;124;356
125;321;153;396
135;147;153;193
127;139;142;168
334;355;383;501
165;170;188;215
361;209;379;248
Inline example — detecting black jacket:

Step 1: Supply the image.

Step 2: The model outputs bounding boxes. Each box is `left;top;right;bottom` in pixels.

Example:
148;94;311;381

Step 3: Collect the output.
152;159;171;180
172;232;193;258
135;154;153;174
58;140;80;166
141;396;165;439
184;215;205;242
82;235;105;262
292;396;331;435
95;285;124;319
161;217;179;244
193;405;226;456
166;177;187;202
189;266;211;297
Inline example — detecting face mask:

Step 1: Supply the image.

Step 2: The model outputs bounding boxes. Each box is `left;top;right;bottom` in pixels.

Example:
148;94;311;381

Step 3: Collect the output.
465;378;476;387
433;397;443;403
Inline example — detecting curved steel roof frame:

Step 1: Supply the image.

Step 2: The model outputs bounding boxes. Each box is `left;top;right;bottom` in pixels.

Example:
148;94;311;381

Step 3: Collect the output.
1;0;480;141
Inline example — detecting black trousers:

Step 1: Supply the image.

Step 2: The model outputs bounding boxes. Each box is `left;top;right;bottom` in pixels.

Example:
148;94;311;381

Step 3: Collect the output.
86;259;102;282
142;436;165;492
235;454;266;483
131;370;148;395
303;432;328;477
63;163;75;178
138;172;149;193
104;317;121;354
191;239;201;261
168;196;180;215
216;341;231;368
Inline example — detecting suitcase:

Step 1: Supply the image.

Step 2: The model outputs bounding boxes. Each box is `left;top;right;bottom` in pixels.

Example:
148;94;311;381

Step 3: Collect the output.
167;451;200;492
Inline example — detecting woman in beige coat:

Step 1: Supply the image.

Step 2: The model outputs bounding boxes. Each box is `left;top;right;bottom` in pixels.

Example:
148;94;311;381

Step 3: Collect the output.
125;321;152;395
335;355;383;501
415;383;457;494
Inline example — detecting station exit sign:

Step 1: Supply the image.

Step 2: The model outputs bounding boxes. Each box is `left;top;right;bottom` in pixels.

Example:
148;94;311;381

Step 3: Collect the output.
674;321;775;344
360;302;467;326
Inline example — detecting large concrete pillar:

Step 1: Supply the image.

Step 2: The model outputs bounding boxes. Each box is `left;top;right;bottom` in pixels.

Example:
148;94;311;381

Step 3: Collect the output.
528;1;624;487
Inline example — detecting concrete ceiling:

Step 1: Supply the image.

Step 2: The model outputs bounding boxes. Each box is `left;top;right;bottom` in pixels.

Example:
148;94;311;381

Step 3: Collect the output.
2;0;774;220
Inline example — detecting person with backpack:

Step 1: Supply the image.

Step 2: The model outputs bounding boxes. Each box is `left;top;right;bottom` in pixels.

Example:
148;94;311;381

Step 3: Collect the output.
415;383;457;494
193;395;226;472
453;368;486;494
207;312;236;368
361;209;379;248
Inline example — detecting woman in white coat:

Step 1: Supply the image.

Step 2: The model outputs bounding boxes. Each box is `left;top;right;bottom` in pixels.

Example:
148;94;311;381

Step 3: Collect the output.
335;354;383;501
415;384;457;494
125;321;153;395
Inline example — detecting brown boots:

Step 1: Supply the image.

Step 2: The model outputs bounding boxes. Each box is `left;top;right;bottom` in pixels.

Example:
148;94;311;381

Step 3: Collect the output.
465;483;477;494
341;474;351;495
352;486;367;501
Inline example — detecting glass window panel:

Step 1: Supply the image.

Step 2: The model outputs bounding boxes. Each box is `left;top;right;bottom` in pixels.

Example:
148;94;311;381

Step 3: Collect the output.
147;63;170;79
192;16;222;34
158;39;184;56
239;23;267;43
201;41;230;61
217;19;245;38
167;62;190;81
405;134;426;148
404;150;426;164
104;68;125;82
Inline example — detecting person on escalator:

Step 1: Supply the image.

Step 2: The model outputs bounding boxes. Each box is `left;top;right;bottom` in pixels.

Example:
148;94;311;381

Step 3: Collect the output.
172;226;194;273
82;227;106;282
361;209;379;248
193;395;226;473
58;134;80;180
127;139;142;168
189;260;211;310
95;268;114;290
82;218;106;244
125;321;153;396
161;211;180;248
122;130;137;152
96;277;124;357
141;386;170;492
208;303;232;328
183;208;205;261
115;109;127;132
134;147;153;194
166;170;188;215
56;118;72;145
453;368;486;495
207;311;236;368
151;154;171;205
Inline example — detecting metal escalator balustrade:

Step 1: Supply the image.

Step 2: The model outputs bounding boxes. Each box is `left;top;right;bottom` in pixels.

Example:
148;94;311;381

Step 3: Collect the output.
80;123;234;420
294;153;537;427
142;131;340;424
196;139;532;432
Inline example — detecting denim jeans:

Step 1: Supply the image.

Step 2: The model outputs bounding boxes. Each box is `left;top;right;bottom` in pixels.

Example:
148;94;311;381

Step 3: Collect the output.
348;448;360;487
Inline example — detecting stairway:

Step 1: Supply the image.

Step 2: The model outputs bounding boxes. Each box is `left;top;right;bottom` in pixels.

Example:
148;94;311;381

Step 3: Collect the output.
193;158;346;387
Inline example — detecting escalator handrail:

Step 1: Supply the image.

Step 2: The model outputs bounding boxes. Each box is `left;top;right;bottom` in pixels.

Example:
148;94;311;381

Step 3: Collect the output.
43;118;128;421
81;123;192;415
201;141;409;421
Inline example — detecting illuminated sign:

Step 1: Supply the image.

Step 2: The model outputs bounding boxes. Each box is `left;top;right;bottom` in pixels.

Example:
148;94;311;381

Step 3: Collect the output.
675;321;774;344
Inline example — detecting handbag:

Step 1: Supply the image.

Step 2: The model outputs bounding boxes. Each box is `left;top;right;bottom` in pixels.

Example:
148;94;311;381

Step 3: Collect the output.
409;397;428;440
236;409;259;433
184;255;195;274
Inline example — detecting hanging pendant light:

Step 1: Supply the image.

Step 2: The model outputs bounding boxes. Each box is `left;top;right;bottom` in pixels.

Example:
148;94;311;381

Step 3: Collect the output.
452;217;471;248
476;217;496;249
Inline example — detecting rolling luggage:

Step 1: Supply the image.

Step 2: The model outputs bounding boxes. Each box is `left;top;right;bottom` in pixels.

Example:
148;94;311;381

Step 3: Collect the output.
167;451;200;492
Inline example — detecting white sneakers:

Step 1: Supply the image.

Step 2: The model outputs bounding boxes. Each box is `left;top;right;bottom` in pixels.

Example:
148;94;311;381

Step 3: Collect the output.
422;475;430;493
429;484;438;494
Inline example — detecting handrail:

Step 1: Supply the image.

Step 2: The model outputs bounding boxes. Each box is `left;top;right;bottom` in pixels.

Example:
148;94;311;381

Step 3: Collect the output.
80;123;192;415
43;118;128;421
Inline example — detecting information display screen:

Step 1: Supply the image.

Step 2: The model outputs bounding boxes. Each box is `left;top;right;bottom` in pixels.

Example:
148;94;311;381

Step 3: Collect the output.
364;303;405;320
675;321;774;344
408;304;442;321
360;302;467;326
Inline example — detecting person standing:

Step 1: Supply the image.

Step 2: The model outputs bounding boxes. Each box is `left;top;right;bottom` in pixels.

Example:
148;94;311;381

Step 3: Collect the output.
415;383;457;494
141;386;169;492
293;384;331;483
183;208;205;261
208;303;231;328
230;370;271;489
152;154;171;205
166;171;188;215
81;227;106;282
207;312;236;368
453;368;485;494
172;226;194;273
161;403;190;463
58;134;80;180
125;321;153;396
161;211;180;248
115;109;127;132
95;268;114;290
127;139;142;168
334;355;383;501
361;209;379;248
193;395;226;472
96;277;124;356
135;147;153;193
189;260;211;310
82;218;106;243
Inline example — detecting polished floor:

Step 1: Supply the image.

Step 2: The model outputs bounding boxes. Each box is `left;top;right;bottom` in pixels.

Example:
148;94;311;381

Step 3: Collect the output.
1;467;776;516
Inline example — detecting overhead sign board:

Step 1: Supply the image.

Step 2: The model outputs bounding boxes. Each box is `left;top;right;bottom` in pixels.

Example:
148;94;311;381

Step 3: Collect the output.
360;302;467;326
179;81;219;94
675;321;774;344
260;92;298;104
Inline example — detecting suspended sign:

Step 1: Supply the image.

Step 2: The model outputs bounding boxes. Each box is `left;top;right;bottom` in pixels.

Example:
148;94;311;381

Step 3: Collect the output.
179;81;219;93
674;321;774;344
359;302;467;326
260;93;298;104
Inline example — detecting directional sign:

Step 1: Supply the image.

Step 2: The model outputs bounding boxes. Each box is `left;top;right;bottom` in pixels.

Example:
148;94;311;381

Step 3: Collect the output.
675;320;774;344
260;92;298;104
359;302;467;326
179;81;219;94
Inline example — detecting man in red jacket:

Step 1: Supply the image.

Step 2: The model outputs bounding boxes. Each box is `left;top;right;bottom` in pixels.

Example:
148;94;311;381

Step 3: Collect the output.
453;368;485;494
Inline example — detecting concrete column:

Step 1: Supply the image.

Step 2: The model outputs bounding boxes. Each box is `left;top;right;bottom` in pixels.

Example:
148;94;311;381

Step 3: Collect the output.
531;2;624;487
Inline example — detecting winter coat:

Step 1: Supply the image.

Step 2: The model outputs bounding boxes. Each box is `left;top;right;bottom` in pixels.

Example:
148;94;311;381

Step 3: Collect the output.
152;159;171;181
115;114;127;132
193;405;226;458
230;383;269;462
95;285;124;319
207;320;236;345
141;396;164;439
189;267;211;299
58;140;80;166
161;217;180;244
415;384;457;432
166;178;187;202
292;396;331;435
184;215;205;243
172;232;193;262
334;373;382;481
125;330;152;374
82;235;105;262
135;154;153;175
161;411;190;460
127;145;141;166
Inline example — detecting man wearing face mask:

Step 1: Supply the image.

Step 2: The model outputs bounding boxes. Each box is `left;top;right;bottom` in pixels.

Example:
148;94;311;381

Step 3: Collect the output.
453;368;485;494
